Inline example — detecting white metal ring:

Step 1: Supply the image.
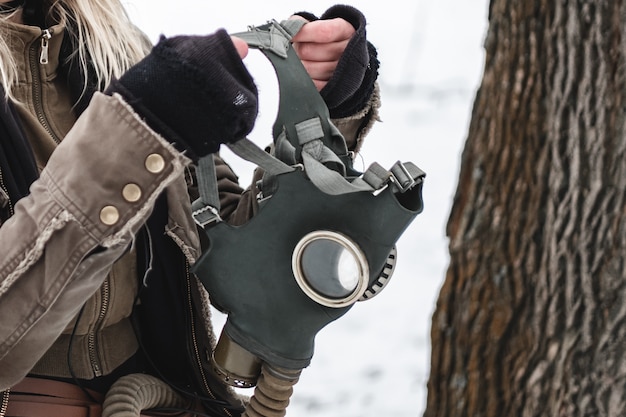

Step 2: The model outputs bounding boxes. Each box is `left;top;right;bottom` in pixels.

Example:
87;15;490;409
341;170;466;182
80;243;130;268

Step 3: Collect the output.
292;230;369;308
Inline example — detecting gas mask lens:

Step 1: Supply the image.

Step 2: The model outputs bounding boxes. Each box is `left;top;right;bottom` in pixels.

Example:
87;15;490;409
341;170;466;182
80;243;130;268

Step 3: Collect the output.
292;231;369;308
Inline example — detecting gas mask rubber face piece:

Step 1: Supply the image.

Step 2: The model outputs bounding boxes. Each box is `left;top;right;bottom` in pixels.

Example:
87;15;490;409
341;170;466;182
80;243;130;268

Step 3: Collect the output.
190;19;426;388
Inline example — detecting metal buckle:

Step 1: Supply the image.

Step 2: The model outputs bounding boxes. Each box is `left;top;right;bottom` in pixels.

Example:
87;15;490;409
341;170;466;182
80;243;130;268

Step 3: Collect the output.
389;162;417;193
192;205;222;228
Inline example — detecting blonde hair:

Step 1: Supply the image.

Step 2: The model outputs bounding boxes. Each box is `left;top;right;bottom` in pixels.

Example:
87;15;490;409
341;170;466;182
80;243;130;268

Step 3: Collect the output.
0;0;152;101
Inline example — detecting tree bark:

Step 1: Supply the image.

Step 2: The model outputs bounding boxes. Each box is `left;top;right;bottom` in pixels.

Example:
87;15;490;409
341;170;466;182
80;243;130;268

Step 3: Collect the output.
425;1;626;416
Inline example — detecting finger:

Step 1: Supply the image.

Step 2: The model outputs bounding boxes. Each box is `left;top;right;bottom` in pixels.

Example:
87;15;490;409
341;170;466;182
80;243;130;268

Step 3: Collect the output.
230;36;249;59
291;18;355;44
292;39;349;62
311;78;327;91
300;59;338;82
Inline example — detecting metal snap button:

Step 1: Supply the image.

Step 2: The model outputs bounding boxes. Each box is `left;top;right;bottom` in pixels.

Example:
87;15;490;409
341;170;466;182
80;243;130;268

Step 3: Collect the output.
122;183;142;203
100;205;120;225
145;153;165;173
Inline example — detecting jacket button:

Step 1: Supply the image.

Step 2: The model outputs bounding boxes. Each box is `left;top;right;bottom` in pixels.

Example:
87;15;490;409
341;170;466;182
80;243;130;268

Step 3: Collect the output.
145;153;165;173
100;205;120;225
122;183;142;202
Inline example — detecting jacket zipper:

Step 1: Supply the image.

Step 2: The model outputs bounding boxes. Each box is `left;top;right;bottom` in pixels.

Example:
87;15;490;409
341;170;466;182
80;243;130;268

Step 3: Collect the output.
185;263;232;417
39;29;51;65
0;389;9;417
0;168;13;218
29;28;61;144
0;33;49;222
87;278;110;377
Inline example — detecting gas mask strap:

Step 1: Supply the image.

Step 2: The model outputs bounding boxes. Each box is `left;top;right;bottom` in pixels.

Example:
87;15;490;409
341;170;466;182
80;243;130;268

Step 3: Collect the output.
298;151;426;197
233;19;306;59
296;118;347;176
235;21;348;160
227;138;294;176
389;161;425;193
191;155;221;228
352;161;426;194
192;139;295;228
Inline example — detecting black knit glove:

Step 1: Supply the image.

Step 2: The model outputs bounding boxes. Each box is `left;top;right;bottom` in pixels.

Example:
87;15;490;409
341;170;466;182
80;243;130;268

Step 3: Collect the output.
107;29;258;160
295;5;380;119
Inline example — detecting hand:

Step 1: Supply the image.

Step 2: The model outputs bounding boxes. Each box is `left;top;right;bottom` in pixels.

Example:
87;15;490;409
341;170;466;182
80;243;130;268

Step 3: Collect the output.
288;6;377;118
108;30;258;160
290;17;355;91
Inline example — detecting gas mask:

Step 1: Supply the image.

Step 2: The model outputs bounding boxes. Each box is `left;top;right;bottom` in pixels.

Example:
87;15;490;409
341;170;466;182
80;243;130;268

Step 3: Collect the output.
191;20;425;388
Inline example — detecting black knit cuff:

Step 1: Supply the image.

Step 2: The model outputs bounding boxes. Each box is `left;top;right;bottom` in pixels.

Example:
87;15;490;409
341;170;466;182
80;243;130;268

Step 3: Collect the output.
107;30;258;160
328;41;379;119
295;5;380;119
293;11;319;22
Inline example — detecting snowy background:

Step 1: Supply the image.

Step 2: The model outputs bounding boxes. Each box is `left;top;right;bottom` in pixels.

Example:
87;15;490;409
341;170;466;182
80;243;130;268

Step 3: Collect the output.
124;1;490;415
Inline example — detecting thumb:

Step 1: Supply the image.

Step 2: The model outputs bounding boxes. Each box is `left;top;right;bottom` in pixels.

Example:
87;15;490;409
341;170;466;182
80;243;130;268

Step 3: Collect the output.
230;36;249;59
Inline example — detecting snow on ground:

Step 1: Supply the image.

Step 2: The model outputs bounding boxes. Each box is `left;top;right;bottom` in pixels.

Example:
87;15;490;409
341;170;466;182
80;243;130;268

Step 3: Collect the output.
125;1;489;415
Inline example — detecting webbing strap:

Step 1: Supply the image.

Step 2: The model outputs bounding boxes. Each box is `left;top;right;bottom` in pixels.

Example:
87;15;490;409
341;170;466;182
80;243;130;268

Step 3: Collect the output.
354;161;425;194
192;139;295;226
295;118;323;144
363;163;391;188
192;156;221;227
196;156;219;209
227;138;294;176
232;19;306;58
299;153;425;196
240;21;349;162
390;161;423;192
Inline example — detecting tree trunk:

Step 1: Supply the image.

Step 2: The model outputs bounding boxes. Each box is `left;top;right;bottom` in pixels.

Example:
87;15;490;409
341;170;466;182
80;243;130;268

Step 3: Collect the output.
425;1;626;416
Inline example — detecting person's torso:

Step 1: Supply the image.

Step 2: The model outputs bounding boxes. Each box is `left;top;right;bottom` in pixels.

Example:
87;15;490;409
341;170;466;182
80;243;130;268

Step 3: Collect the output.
3;20;140;380
1;20;237;410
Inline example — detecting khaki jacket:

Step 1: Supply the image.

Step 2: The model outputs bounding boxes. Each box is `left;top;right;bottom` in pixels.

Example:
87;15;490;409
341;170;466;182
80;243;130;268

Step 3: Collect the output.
0;91;192;388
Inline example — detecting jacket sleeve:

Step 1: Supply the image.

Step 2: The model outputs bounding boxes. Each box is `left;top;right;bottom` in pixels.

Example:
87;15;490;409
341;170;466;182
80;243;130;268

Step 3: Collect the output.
331;81;381;154
0;92;190;389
